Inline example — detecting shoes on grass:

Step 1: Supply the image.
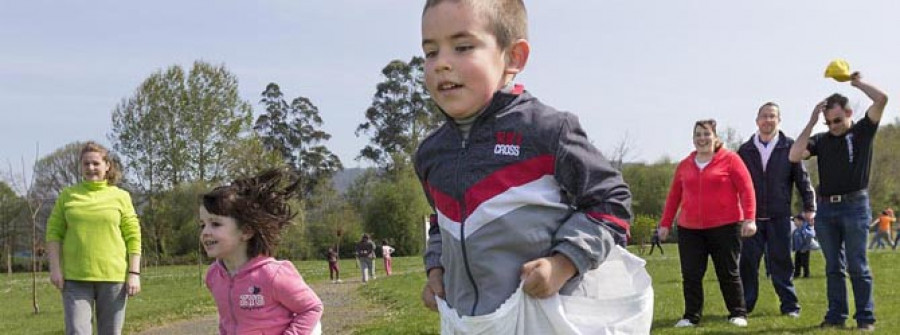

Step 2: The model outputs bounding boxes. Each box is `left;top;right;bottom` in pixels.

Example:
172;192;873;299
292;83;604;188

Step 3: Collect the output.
673;319;695;327
728;316;747;327
857;322;875;332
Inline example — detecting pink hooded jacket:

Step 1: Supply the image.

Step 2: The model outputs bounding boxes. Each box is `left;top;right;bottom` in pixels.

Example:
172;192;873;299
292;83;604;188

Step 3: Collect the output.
206;256;323;335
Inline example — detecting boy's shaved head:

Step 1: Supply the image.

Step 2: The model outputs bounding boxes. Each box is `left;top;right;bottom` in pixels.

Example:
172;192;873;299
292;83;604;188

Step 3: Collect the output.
423;0;527;49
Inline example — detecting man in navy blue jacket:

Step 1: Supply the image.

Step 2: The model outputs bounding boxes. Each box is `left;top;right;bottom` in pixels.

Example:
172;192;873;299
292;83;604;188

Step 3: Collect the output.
738;102;816;317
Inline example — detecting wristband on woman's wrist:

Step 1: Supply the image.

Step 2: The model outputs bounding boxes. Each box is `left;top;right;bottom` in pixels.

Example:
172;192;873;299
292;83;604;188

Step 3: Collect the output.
128;271;140;276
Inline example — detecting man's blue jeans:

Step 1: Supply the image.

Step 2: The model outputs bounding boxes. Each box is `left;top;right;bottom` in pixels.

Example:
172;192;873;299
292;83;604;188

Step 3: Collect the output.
816;194;875;324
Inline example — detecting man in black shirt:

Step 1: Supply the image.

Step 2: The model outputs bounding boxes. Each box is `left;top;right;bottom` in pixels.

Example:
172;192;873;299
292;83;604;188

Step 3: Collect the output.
789;72;888;332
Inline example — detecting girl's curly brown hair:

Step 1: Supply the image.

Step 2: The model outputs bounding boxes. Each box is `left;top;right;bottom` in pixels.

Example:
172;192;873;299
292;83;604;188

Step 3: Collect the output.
202;168;300;258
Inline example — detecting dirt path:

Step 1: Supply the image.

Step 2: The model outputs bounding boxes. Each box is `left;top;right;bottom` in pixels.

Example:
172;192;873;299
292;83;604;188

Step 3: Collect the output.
136;277;379;335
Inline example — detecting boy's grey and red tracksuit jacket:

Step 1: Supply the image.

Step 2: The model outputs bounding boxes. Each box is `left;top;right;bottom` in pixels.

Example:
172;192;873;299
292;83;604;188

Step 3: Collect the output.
415;87;633;317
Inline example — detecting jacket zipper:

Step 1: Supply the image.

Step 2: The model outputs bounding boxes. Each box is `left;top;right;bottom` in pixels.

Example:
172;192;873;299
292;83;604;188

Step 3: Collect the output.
759;152;767;219
228;273;237;334
696;155;707;229
457;137;480;316
698;162;703;229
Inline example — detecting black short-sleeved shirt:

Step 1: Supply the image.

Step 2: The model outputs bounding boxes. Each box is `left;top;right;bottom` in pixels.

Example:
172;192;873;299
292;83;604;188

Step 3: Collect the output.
807;114;879;196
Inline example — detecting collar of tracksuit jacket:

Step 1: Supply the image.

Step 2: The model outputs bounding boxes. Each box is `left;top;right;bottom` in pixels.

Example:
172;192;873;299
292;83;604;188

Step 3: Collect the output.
439;83;527;130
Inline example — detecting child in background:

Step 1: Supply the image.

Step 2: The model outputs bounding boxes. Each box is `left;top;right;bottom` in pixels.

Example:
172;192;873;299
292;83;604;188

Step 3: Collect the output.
648;228;664;255
792;214;816;278
869;208;895;249
327;247;341;283
356;234;377;282
200;169;323;335
381;240;395;276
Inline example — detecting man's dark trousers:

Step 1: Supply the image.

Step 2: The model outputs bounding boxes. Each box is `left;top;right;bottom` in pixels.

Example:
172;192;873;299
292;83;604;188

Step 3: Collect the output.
740;216;800;314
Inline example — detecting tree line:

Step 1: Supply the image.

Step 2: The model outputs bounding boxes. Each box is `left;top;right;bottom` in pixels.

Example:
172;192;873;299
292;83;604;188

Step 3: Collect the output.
3;58;900;273
1;58;436;271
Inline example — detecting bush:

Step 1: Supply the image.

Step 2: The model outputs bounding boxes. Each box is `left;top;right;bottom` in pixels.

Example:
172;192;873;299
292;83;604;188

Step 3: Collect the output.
360;168;430;256
630;214;658;246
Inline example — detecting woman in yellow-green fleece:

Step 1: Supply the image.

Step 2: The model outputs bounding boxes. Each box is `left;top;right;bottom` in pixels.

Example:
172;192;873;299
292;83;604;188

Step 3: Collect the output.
45;141;141;335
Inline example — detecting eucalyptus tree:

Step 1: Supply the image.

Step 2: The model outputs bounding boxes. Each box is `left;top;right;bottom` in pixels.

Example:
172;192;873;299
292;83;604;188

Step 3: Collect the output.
255;82;342;197
355;57;442;170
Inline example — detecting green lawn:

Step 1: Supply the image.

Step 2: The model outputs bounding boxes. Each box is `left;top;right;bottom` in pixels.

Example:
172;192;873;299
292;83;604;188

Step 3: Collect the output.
0;257;422;334
358;247;900;334
1;263;217;334
2;249;896;334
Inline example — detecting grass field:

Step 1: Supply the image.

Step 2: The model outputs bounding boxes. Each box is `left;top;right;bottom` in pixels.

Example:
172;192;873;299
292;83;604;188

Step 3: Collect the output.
0;257;422;334
357;246;899;334
1;248;897;334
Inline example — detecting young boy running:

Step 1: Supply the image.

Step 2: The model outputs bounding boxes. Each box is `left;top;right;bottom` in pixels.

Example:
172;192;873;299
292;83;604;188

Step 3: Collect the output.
416;0;633;322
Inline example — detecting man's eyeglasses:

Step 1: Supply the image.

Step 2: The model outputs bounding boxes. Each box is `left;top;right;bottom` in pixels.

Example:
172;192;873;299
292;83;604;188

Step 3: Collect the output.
824;117;844;126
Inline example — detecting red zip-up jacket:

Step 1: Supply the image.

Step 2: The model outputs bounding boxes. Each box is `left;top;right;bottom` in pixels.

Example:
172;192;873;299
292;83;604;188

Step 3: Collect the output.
660;148;756;230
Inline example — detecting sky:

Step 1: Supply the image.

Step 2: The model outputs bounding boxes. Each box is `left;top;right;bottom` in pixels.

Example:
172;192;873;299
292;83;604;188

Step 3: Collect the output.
3;0;900;186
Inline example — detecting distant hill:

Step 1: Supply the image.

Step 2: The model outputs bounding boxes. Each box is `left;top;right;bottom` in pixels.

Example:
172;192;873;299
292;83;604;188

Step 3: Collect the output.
331;167;369;193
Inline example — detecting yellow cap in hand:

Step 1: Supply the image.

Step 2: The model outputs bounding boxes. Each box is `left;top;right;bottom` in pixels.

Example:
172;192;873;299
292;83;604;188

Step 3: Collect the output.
824;59;852;82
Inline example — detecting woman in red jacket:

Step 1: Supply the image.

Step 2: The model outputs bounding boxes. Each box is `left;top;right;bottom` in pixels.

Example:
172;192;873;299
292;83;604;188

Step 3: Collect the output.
658;119;758;328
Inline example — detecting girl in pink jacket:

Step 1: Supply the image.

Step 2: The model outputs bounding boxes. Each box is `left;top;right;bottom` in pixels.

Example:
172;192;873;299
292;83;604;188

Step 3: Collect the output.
200;169;323;335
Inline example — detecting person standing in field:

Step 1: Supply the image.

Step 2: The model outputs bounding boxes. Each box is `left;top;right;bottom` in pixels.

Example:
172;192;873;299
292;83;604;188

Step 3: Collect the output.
381;239;395;276
868;208;894;249
327;247;341;283
737;101;815;318
788;71;887;331
356;234;376;282
648;228;664;255
46;141;142;335
658;119;757;328
792;214;816;278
